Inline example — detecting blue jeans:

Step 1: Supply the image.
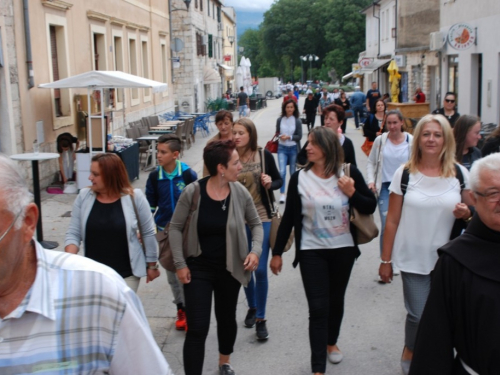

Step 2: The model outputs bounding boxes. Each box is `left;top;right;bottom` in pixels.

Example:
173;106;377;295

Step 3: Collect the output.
377;182;390;255
278;144;297;194
239;104;248;117
352;105;364;128
244;221;271;319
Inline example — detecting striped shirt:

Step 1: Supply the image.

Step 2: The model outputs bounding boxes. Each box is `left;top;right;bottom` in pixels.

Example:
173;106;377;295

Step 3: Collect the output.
0;241;173;374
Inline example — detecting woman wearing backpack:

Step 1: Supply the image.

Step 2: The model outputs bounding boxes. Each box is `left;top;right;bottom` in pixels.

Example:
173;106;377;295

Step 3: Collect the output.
378;114;474;375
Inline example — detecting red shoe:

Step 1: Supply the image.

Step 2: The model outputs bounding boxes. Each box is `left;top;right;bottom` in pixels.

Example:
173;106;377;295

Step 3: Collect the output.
175;309;187;331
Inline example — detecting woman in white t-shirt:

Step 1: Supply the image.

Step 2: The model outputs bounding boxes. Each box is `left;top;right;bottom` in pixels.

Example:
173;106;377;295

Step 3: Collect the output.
367;110;413;256
378;114;474;375
270;127;376;375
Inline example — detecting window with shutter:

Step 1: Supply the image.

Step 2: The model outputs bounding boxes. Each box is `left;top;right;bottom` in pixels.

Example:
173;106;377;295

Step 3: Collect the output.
208;34;213;58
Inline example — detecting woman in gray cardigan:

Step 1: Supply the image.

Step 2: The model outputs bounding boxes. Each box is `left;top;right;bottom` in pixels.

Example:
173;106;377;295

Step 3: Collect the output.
170;140;263;375
65;153;159;293
277;99;303;203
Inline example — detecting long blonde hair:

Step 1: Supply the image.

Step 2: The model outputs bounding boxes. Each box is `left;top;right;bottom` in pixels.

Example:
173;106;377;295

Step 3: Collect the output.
405;114;457;177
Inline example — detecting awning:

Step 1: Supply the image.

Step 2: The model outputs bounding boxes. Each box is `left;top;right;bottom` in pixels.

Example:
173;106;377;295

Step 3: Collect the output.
203;66;221;85
218;63;233;71
342;72;354;80
359;59;391;74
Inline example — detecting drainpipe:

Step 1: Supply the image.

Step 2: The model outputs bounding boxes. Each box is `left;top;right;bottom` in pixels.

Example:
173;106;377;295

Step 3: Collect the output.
373;1;381;85
23;0;34;89
168;0;176;84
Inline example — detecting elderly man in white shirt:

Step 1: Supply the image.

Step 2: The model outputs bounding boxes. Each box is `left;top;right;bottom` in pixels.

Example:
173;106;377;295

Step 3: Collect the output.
0;154;173;375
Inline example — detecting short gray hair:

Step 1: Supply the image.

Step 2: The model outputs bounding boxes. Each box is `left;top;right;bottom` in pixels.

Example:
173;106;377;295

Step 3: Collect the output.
0;154;33;228
469;153;500;192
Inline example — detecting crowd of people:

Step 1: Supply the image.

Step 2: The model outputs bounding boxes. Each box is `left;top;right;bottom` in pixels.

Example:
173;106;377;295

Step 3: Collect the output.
2;85;500;375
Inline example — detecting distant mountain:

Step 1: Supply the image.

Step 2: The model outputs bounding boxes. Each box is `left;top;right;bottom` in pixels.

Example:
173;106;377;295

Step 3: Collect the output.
236;11;264;37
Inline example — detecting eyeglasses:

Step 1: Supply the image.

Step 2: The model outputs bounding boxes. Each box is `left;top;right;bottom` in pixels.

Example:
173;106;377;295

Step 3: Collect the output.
0;209;23;244
445;99;455;103
474;190;500;203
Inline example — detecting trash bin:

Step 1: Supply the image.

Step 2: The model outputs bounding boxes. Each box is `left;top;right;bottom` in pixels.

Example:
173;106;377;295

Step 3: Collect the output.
249;98;258;111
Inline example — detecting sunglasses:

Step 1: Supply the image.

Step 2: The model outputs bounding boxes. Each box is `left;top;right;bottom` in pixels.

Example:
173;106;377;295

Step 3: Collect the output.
445;99;455;103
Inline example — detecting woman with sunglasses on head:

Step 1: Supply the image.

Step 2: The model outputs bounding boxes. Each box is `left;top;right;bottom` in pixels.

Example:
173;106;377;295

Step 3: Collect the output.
271;127;376;375
378;115;473;374
233;118;282;340
432;92;460;128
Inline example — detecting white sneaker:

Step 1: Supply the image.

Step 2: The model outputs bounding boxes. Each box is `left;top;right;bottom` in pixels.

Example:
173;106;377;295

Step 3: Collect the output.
279;194;285;204
328;350;343;364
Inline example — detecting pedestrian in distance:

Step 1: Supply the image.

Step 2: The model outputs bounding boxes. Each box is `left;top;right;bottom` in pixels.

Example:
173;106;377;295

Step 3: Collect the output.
233;118;282;340
236;86;250;119
271;127;377;375
203;109;234;177
453;114;482;171
145;134;197;331
362;99;387;156
297;104;357;167
367;110;413;259
303;92;319;132
283;89;297;103
56;132;79;183
170;140;263;375
277;99;303;204
318;91;332;126
432;92;460;128
366;81;381;113
378;114;474;375
349;88;367;129
65;153;160;293
0;154;173;374
412;87;426;103
409;153;500;375
334;92;351;134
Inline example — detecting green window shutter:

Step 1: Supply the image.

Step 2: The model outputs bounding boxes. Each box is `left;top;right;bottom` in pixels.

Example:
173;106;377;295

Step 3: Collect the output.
208;34;213;58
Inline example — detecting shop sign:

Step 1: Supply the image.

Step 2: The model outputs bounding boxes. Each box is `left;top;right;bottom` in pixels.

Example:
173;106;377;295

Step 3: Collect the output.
224;55;231;61
447;23;476;50
358;57;374;68
393;55;406;67
172;57;180;69
352;64;361;75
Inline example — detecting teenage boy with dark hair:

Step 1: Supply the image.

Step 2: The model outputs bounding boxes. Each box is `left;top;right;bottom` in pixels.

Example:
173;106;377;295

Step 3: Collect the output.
145;134;197;331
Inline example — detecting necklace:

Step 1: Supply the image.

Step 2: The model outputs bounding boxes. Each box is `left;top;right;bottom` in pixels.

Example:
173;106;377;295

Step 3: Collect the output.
212;181;228;211
240;151;255;185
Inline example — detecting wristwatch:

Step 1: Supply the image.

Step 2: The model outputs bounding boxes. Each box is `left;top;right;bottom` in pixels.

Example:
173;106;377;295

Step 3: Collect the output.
147;263;159;270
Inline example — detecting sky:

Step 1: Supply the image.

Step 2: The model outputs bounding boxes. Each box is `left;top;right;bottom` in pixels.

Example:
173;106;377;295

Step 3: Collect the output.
224;0;274;36
224;0;274;11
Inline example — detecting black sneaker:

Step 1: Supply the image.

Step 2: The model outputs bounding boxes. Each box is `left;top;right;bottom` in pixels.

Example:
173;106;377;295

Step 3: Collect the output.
244;308;256;328
256;320;269;340
219;363;235;375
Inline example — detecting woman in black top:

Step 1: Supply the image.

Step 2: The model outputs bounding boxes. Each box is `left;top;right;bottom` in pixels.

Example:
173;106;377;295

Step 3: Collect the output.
271;127;376;375
334;92;351;134
482;126;500;157
297;104;357;167
303;92;319;131
453;114;482;170
363;99;386;142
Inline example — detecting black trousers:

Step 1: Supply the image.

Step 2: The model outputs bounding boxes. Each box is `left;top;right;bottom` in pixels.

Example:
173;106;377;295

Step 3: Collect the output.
306;112;316;131
299;247;357;374
183;260;241;375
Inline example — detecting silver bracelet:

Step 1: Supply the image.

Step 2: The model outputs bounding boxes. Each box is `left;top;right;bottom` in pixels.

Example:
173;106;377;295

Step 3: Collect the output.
380;259;392;264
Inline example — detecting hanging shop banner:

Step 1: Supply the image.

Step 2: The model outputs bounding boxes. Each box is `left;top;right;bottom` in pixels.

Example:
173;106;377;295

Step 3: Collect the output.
447;23;476;50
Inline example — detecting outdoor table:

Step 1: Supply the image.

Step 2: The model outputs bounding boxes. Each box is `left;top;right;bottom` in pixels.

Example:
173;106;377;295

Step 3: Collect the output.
178;115;195;119
137;135;160;171
159;120;183;125
150;125;177;130
191;112;207;116
148;129;174;135
10;152;60;249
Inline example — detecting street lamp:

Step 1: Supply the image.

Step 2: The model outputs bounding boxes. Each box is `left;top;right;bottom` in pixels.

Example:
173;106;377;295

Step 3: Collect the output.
302;54;319;81
300;56;304;83
171;0;191;11
228;35;235;46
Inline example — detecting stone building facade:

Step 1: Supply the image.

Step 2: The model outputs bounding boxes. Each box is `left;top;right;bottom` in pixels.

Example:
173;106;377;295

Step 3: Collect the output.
170;0;224;114
2;0;175;187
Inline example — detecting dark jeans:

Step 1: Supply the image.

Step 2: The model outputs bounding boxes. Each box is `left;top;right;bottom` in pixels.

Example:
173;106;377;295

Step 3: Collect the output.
306;112;316;131
352;105;365;128
299;248;357;374
183;259;241;375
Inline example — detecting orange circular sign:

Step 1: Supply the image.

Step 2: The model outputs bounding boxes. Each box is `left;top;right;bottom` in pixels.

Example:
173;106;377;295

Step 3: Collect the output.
448;23;476;50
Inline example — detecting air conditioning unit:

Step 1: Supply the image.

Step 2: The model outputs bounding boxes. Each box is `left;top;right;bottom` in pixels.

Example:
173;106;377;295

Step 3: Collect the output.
429;32;445;51
202;35;208;46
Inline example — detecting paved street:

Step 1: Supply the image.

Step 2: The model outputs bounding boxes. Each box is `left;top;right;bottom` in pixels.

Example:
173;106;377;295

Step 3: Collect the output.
39;98;406;375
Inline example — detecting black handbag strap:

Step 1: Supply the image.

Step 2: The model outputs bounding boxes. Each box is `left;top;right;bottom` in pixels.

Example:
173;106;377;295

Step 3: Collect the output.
260;149;277;216
130;192;146;255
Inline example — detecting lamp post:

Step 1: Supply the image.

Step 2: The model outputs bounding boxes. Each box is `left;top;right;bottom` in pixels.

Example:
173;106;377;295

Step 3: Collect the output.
300;56;304;84
302;54;319;81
